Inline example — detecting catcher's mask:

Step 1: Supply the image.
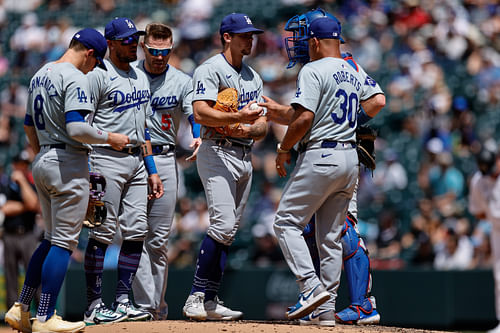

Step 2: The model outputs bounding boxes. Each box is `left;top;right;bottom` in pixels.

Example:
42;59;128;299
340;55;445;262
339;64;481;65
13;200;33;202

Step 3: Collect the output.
284;8;344;69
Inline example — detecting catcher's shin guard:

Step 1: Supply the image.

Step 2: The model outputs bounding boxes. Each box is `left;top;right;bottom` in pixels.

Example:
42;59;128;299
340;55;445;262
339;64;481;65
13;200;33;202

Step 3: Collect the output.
84;172;107;228
341;213;372;306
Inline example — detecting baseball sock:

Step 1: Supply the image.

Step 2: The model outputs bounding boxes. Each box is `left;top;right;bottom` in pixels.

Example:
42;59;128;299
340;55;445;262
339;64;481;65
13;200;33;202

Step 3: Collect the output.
84;238;108;309
190;235;220;295
205;244;229;302
115;240;143;302
18;239;51;310
36;245;71;322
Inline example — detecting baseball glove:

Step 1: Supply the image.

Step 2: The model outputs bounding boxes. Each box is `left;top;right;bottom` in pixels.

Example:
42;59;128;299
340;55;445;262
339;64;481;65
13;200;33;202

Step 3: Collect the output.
213;87;239;137
83;172;107;228
356;125;377;170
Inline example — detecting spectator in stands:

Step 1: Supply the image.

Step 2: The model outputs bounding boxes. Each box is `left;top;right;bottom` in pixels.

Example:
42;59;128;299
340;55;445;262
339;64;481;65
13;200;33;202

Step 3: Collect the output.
434;228;473;270
1;150;40;308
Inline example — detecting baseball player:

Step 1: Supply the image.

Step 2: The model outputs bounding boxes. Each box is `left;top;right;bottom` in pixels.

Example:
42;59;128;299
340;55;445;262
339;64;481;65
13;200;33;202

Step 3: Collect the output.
82;17;163;325
261;9;385;326
4;28;129;333
131;22;201;321
270;15;382;323
468;146;500;333
182;13;267;321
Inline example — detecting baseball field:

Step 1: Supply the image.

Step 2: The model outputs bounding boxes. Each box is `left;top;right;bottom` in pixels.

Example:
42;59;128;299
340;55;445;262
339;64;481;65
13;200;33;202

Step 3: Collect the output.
0;320;455;333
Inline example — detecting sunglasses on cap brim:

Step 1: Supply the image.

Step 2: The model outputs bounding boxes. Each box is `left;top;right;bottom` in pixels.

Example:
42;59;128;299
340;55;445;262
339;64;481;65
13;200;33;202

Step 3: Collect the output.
113;34;140;45
144;44;172;57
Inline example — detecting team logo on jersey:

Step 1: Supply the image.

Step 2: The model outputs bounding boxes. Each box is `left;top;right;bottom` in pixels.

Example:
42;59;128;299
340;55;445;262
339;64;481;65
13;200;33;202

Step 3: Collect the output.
365;76;377;87
238;88;259;108
295;88;302;98
196;81;206;95
108;87;151;112
151;95;179;114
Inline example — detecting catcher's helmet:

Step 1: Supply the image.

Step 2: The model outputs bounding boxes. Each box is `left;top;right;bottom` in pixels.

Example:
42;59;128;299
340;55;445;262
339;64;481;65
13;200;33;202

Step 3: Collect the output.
284;8;344;68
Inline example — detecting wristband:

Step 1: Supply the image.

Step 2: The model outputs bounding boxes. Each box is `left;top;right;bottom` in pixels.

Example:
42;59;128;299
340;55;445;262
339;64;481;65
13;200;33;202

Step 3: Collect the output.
276;143;290;154
144;155;158;175
357;107;372;125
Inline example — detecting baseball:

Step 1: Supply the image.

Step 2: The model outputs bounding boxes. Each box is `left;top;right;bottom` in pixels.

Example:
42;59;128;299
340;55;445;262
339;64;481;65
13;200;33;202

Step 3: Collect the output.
250;103;259;111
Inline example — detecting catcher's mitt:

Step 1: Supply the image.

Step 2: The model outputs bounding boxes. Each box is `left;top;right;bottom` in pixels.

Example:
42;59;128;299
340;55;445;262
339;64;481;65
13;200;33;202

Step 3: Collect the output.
356;125;377;170
83;172;107;228
213;87;239;137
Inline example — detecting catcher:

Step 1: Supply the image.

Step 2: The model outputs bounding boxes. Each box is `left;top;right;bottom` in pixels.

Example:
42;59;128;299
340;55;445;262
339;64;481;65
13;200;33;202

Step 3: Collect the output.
259;7;385;326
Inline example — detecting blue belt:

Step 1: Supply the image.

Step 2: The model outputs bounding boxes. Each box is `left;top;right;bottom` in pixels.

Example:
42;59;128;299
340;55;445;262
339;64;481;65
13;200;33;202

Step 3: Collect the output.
321;141;356;149
152;144;175;155
298;141;356;153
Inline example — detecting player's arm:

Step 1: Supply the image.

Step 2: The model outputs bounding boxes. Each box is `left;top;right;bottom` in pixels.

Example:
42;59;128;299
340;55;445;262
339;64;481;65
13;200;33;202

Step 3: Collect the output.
142;127;164;200
358;93;386;124
66;110;129;149
193;100;262;127
10;170;39;212
230;115;268;141
275;105;314;177
258;95;294;125
23;114;40;154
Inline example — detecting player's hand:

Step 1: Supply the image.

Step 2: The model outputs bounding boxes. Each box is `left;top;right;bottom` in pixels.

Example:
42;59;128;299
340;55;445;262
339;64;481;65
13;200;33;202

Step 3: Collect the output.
259;95;292;125
238;102;262;124
108;132;130;151
148;173;164;200
186;138;202;161
275;151;291;177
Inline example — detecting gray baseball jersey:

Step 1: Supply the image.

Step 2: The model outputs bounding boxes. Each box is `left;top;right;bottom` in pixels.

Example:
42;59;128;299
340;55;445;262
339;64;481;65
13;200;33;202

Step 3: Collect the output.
87;59;151;244
87;59;151;146
132;61;193;315
192;53;263;146
27;61;93;251
274;56;368;311
27;62;94;148
139;61;193;145
291;58;372;145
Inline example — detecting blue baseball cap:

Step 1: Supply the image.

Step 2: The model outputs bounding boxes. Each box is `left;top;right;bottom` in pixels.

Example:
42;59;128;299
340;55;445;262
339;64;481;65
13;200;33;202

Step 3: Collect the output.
105;17;145;40
300;17;341;41
220;13;263;35
72;28;107;70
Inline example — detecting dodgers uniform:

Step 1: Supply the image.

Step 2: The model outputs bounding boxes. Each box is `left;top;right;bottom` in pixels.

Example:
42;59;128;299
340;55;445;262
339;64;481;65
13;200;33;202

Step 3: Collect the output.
87;58;151;244
132;60;194;318
274;57;371;312
193;53;263;246
29;62;93;252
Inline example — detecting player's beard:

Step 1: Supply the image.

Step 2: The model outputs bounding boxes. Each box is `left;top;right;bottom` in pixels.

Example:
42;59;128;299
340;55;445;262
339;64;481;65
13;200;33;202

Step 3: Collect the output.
117;51;137;64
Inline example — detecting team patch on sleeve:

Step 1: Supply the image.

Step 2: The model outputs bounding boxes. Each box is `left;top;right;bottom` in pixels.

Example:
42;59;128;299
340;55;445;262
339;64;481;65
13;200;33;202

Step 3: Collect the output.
364;76;377;87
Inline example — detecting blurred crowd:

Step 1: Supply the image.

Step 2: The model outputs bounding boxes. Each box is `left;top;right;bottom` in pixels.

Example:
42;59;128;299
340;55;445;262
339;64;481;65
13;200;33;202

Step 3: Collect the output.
0;0;499;279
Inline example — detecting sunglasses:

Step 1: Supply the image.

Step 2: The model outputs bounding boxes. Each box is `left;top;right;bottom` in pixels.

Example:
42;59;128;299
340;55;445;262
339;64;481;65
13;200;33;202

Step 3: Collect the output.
145;44;172;57
114;34;140;45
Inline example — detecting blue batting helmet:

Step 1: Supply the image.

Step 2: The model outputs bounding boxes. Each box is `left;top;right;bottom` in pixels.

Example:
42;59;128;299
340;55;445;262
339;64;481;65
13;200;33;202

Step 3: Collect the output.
284;8;344;69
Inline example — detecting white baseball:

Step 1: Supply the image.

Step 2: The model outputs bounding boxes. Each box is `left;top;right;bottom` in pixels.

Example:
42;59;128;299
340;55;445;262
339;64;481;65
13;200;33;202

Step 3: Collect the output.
250;103;259;111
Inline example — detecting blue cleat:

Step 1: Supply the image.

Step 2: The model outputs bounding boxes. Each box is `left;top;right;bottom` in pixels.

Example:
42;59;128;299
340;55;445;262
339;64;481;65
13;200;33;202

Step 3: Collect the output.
286;284;330;320
335;296;380;325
